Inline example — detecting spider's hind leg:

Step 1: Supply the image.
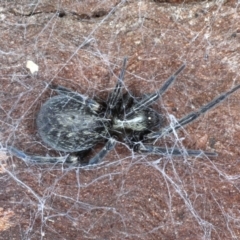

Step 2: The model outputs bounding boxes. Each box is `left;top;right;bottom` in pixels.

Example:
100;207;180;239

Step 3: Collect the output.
49;85;74;95
7;146;78;164
7;144;115;166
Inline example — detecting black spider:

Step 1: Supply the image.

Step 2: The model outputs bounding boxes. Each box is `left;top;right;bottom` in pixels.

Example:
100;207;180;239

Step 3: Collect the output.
8;58;240;166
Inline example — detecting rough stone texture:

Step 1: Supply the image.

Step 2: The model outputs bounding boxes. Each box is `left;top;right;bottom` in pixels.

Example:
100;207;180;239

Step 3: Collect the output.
1;0;240;239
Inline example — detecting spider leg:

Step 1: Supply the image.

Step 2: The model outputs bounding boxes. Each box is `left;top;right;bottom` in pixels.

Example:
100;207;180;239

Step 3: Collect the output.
135;143;217;157
49;85;76;95
125;64;186;118
49;85;102;114
106;57;127;115
8;138;116;166
146;84;240;140
7;146;77;164
119;91;134;113
88;138;116;165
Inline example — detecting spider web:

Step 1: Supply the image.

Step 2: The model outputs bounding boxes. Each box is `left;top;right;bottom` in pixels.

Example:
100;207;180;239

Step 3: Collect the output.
1;0;240;239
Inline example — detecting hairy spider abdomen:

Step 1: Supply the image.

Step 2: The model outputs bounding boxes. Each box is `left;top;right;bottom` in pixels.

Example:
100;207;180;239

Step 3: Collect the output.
37;95;109;152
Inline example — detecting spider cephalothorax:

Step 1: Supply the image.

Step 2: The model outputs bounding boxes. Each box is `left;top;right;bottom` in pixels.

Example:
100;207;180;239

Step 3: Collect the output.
8;58;240;166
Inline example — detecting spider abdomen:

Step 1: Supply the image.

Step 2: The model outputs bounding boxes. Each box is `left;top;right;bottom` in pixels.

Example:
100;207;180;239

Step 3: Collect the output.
37;95;108;152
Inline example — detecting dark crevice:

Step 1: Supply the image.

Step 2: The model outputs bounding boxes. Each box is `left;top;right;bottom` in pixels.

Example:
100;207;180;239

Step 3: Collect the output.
9;6;109;20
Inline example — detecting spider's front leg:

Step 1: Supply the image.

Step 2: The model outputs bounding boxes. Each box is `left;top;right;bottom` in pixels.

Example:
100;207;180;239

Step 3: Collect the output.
146;83;240;141
105;57;127;116
133;143;217;157
125;64;186;118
